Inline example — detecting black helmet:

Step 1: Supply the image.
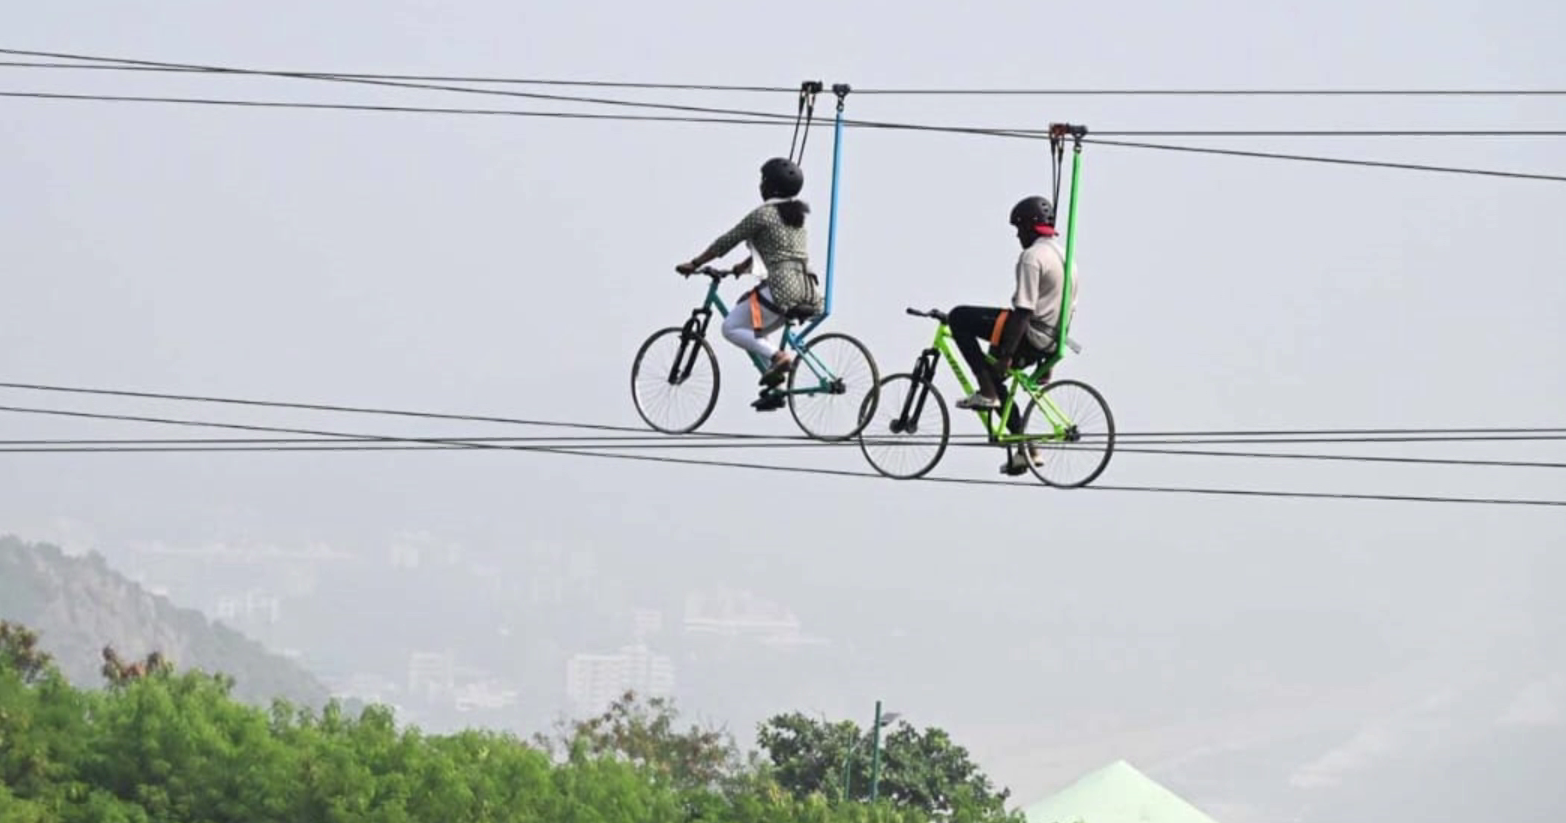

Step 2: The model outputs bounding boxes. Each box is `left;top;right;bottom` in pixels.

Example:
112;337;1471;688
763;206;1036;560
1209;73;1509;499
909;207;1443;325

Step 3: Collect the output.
760;157;804;199
1009;195;1055;231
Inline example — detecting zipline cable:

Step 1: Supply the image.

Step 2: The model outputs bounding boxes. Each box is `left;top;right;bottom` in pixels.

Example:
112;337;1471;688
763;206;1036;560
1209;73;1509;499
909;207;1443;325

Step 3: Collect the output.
0;401;1561;508
8;59;1566;98
3;379;1564;443
8;89;1566;184
0;435;1563;471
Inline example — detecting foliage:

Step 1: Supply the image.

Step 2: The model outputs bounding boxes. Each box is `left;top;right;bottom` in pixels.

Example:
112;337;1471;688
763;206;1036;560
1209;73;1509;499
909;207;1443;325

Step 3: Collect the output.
0;619;1018;822
533;689;744;792
757;711;1021;822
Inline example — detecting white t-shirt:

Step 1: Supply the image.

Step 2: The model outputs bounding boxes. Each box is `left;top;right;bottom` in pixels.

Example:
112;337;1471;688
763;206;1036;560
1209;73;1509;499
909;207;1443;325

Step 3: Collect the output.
1012;236;1076;350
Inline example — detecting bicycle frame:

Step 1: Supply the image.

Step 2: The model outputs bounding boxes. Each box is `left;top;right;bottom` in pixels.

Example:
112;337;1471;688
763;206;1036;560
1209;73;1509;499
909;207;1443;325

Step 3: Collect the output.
671;275;844;398
900;320;1078;444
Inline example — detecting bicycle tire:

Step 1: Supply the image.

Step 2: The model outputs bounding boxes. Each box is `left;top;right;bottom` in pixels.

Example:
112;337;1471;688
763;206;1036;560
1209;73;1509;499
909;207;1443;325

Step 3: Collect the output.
857;373;950;480
630;327;721;434
1019;379;1115;487
786;331;881;441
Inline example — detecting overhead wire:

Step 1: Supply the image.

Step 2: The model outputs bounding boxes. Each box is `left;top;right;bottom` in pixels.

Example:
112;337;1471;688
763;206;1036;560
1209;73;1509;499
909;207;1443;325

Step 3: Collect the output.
0;60;800;93
8;91;1564;141
0;401;1561;508
3;379;1565;444
0;434;1563;471
7;59;1566;97
5;48;1566;183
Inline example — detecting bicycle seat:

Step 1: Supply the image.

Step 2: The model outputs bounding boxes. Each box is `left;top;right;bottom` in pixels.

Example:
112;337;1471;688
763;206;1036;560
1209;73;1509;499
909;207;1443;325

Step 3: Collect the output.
783;305;820;322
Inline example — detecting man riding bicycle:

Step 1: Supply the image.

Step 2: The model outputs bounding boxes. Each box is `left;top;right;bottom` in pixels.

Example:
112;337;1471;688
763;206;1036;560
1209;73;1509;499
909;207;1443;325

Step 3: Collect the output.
946;195;1077;474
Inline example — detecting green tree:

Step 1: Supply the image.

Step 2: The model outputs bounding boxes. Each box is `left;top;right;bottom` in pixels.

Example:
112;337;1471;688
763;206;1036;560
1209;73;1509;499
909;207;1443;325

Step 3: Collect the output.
535;690;742;792
0;620;53;684
756;711;1020;822
0;619;1013;823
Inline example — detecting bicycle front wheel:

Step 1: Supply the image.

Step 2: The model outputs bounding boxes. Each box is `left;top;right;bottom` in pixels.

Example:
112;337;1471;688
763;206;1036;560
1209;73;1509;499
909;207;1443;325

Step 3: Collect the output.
630;327;720;434
786;332;880;441
1018;379;1115;487
857;373;949;480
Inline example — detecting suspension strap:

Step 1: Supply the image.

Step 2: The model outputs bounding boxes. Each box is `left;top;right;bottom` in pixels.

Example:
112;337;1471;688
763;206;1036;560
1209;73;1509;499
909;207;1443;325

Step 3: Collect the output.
788;81;824;165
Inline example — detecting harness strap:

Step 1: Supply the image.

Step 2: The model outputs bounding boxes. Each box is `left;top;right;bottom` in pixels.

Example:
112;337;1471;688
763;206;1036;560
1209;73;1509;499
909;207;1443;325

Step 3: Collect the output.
988;310;1010;347
749;290;765;332
788;81;823;166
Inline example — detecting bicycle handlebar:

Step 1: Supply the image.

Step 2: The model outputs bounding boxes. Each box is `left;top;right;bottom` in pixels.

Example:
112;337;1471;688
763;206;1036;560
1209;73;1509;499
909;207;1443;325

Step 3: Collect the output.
686;265;743;280
905;307;949;323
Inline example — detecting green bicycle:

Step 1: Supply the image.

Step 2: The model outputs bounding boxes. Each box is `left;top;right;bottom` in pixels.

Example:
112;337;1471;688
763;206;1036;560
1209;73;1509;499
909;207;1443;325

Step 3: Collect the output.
856;306;1115;485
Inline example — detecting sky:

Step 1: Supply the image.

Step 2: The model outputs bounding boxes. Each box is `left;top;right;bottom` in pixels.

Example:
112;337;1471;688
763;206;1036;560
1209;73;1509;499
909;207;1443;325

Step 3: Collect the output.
2;1;1564;821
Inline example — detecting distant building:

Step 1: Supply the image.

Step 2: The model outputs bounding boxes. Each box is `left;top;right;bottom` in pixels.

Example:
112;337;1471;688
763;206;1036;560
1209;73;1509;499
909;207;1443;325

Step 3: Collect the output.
633;608;664;640
215;589;282;625
407;651;456;700
454;680;520;713
566;644;675;713
682;587;827;646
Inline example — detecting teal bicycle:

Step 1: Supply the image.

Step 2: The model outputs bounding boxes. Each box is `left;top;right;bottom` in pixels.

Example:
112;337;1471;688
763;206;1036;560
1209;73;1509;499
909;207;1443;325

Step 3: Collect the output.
856;310;1115;486
630;266;880;440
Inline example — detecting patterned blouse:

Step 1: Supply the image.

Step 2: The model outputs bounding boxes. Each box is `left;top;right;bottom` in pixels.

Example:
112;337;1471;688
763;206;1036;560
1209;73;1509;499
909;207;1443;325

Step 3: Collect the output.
700;201;816;311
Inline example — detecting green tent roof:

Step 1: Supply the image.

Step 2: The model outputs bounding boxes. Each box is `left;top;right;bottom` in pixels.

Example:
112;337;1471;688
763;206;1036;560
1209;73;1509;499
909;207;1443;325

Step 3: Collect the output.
1022;760;1220;823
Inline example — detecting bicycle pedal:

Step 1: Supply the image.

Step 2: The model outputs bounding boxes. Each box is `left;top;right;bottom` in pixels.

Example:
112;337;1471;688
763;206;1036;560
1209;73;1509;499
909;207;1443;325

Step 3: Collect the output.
751;394;786;412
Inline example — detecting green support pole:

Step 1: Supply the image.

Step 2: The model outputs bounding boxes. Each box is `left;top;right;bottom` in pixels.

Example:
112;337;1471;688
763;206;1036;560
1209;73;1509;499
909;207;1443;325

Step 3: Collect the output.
869;699;883;802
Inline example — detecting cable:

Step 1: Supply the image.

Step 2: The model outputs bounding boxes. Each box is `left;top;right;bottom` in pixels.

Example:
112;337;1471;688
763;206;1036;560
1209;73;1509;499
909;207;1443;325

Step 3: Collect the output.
0;48;809;124
1093;130;1566;138
5;379;1566;444
1083;137;1566;183
8;59;1566;98
0;90;787;126
0;402;1561;508
1;435;1563;471
10;89;1566;185
852;87;1566;97
0;60;799;93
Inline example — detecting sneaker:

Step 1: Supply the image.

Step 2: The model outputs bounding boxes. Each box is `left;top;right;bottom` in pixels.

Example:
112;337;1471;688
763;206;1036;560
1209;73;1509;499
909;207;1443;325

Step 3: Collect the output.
1000;446;1041;476
751;391;786;412
759;354;793;388
955;392;1001;410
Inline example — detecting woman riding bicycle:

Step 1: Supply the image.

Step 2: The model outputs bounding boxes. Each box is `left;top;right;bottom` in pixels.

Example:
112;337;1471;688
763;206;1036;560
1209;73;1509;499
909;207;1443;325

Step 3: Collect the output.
675;158;822;397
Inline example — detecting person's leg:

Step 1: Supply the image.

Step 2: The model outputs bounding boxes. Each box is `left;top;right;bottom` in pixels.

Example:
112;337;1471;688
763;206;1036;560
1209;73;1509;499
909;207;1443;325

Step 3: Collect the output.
721;288;787;366
947;305;1008;409
998;340;1053;473
999;340;1049;435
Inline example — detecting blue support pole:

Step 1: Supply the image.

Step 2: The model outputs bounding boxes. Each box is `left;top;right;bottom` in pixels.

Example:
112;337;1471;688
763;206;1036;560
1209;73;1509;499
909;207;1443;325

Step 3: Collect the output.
798;84;848;342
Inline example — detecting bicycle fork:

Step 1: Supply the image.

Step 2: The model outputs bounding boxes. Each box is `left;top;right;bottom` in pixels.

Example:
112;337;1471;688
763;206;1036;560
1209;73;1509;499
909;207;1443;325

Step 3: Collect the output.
666;307;713;385
888;348;941;434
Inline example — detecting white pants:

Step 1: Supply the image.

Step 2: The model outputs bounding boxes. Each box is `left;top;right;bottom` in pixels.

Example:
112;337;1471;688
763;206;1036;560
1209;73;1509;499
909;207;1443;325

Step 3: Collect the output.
722;286;788;361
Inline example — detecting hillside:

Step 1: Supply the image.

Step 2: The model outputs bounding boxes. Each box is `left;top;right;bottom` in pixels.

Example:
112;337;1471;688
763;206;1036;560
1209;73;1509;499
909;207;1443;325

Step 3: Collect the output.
0;534;333;708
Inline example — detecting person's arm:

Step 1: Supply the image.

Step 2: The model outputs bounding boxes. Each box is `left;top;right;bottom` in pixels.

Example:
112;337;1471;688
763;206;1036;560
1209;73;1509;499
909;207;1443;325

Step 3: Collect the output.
678;207;763;272
994;253;1042;369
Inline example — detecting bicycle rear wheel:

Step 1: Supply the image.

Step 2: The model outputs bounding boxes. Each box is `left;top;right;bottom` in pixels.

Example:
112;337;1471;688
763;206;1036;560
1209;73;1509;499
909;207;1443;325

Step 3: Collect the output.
857;373;949;480
786;331;880;441
630;327;720;434
1017;379;1115;487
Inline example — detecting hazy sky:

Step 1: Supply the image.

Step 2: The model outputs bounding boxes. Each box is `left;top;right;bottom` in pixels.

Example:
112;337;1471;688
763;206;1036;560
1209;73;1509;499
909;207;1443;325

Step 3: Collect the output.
3;1;1564;821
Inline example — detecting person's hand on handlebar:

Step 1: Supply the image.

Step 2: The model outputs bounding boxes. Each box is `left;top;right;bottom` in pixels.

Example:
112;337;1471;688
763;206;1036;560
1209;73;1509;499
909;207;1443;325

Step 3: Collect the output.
675;261;699;276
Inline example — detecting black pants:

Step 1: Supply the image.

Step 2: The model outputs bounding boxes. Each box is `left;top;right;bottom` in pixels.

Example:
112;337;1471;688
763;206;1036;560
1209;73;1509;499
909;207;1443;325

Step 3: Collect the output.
948;305;1049;434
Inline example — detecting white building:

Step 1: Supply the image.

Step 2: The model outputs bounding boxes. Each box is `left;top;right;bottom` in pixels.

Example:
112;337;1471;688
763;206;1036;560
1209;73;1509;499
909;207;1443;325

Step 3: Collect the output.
566;644;675;713
407;651;456;700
